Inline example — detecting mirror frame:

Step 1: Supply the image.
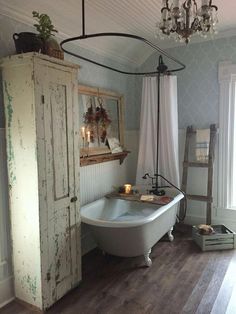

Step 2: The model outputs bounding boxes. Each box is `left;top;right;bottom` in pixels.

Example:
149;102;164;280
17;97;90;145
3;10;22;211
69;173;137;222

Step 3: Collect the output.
78;84;125;151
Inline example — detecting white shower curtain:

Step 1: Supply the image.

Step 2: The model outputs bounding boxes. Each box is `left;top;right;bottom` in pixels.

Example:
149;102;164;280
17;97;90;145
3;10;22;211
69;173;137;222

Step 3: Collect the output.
136;75;180;188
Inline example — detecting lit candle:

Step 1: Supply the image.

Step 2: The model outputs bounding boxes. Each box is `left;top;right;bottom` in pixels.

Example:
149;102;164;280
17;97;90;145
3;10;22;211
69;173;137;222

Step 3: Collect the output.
81;126;85;138
124;184;132;194
87;131;91;143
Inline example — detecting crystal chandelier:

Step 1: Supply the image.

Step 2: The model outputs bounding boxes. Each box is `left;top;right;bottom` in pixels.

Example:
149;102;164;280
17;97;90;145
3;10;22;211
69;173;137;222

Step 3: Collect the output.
157;0;218;44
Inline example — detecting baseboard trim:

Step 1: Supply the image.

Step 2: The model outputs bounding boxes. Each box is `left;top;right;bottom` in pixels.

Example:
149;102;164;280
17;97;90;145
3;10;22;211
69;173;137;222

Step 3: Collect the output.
0;297;15;309
0;276;14;309
15;298;43;313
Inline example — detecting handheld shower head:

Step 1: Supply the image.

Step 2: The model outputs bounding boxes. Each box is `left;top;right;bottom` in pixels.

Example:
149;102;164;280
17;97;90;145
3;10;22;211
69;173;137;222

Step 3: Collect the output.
142;173;150;179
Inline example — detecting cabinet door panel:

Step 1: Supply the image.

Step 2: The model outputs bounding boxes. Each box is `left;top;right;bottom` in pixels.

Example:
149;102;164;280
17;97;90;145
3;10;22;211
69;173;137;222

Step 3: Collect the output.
50;83;69;200
42;66;79;305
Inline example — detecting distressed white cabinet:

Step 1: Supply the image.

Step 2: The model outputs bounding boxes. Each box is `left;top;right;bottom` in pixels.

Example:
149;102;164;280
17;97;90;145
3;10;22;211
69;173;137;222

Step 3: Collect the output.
1;53;81;310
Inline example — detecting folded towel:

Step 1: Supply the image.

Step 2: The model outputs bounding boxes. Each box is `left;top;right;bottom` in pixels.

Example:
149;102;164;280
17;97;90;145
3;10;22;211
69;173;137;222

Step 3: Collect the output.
196;129;210;162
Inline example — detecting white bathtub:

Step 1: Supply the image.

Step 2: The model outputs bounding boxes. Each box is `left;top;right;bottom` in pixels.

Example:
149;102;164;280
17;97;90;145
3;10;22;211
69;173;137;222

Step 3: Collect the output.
81;188;184;266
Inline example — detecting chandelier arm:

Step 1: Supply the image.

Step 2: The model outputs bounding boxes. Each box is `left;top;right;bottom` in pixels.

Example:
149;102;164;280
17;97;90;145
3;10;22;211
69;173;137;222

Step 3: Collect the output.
210;5;218;11
193;0;198;11
166;0;170;10
161;7;170;13
60;32;185;75
183;0;189;10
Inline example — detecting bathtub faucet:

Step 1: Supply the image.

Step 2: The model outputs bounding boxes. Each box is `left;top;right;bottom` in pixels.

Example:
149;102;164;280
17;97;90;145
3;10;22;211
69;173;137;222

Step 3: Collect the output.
142;173;165;196
142;172;187;222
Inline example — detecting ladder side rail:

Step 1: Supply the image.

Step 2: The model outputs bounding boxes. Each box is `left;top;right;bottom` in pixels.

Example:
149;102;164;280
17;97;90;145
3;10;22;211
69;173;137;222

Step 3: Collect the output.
206;124;217;224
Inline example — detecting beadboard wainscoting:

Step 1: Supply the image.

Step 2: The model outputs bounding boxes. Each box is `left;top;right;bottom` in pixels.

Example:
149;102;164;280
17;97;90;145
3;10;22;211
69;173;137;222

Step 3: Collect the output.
80;130;140;255
124;130;140;184
80;160;128;206
80;160;128;255
0;129;14;308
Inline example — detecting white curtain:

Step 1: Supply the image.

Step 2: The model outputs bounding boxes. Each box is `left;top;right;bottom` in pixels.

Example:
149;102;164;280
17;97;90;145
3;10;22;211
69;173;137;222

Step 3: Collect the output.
218;62;236;209
136;77;158;184
136;75;179;188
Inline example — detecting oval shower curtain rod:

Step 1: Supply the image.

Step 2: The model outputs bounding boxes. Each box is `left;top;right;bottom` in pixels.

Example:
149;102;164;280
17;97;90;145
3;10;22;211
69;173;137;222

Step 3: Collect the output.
60;0;186;76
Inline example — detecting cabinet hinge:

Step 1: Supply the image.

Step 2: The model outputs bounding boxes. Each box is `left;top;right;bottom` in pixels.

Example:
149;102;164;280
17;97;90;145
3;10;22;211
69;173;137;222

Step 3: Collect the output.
41;95;45;104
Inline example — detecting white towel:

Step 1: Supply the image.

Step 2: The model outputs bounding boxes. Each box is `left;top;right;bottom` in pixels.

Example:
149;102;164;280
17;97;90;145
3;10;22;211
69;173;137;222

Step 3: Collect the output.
196;129;210;162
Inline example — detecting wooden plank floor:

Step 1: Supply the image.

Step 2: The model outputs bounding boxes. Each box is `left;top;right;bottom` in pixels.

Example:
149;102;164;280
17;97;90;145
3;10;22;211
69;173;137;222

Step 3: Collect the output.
1;228;236;314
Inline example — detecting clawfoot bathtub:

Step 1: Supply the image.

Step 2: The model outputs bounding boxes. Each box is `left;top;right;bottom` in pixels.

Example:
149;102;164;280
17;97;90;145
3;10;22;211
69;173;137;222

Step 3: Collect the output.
81;188;183;266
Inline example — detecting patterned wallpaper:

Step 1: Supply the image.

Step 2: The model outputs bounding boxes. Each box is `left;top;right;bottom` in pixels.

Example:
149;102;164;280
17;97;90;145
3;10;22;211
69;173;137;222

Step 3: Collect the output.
141;36;236;129
0;15;32;128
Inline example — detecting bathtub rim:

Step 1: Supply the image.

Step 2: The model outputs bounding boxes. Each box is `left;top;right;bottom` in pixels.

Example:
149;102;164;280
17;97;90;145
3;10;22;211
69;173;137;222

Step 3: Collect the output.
81;193;184;228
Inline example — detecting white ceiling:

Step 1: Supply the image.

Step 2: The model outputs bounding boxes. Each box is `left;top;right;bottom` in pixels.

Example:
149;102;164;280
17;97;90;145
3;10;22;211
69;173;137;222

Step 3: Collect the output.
1;0;236;67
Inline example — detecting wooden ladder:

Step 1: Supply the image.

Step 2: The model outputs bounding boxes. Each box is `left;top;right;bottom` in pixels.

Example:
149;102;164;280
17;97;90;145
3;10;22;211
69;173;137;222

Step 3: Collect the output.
180;124;217;225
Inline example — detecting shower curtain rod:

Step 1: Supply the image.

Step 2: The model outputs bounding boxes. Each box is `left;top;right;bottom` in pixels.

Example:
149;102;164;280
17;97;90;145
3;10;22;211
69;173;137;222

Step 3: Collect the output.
60;0;187;219
60;0;186;76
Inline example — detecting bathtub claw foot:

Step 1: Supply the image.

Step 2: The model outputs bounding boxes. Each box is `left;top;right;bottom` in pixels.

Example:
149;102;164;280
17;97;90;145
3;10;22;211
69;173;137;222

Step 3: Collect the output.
168;228;174;242
144;249;152;267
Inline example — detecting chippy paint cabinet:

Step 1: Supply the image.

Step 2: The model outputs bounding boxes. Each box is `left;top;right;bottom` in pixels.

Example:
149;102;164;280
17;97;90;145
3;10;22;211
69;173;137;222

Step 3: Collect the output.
1;53;81;310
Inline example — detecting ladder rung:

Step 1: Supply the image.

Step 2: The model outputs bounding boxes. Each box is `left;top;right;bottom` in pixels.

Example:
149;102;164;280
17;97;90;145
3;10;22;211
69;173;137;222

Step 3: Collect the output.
186;194;213;202
183;161;209;168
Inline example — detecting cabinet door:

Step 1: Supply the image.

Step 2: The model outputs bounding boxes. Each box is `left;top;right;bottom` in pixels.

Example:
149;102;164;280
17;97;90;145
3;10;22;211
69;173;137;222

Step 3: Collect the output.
37;63;80;307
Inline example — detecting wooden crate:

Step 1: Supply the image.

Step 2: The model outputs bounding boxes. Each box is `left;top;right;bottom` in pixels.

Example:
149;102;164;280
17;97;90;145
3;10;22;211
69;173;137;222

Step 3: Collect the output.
192;225;236;251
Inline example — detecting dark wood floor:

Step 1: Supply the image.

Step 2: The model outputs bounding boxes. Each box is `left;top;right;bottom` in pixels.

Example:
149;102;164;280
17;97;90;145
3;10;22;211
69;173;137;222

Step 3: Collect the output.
1;227;236;314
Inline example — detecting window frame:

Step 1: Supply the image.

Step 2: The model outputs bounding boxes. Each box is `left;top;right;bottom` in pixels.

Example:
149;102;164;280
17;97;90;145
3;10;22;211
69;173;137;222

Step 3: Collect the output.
218;62;236;215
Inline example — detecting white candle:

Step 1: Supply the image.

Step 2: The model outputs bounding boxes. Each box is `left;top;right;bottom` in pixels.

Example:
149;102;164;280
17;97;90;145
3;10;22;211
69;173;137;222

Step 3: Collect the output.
173;0;179;8
81;126;85;138
87;131;91;143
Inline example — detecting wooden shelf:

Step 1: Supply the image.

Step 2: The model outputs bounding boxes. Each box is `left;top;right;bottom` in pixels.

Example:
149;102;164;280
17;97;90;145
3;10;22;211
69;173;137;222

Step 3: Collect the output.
80;151;130;167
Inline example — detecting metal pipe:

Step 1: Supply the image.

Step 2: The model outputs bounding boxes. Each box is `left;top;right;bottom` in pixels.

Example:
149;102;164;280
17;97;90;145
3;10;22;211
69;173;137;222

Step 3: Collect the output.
82;0;85;37
60;32;186;75
156;70;160;190
60;0;186;75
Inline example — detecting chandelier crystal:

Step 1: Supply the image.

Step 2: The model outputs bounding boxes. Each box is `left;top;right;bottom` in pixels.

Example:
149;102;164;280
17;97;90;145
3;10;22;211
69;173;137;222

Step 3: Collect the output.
156;0;218;44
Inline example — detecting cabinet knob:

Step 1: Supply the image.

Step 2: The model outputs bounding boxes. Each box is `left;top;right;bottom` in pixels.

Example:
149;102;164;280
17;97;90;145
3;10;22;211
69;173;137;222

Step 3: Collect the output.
70;196;78;203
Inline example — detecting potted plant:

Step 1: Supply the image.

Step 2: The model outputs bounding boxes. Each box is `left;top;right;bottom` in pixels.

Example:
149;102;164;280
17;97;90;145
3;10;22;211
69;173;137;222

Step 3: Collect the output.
32;11;63;59
13;11;63;59
32;11;58;42
13;31;43;54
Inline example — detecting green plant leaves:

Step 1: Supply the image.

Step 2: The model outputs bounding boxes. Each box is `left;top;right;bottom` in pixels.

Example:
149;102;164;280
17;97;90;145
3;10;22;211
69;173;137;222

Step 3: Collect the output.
32;11;58;40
